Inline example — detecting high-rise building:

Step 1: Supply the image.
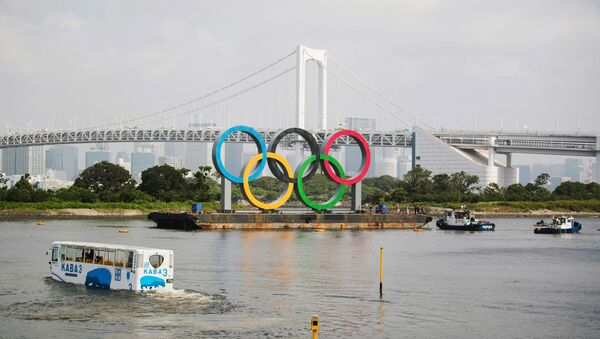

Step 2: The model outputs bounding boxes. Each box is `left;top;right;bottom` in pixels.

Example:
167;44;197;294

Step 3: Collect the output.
344;117;376;177
45;145;78;180
224;143;243;176
1;146;44;176
397;157;411;179
85;144;110;169
564;158;583;182
164;142;185;158
131;143;156;180
516;165;532;185
158;155;184;169
185;121;216;171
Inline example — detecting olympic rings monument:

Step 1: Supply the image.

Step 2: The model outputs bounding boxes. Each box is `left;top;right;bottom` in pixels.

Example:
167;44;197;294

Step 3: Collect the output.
148;45;427;230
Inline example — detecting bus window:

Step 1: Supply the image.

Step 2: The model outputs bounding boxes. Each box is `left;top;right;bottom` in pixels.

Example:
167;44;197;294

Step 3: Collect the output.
51;248;59;262
105;251;115;266
95;250;105;265
84;249;94;263
74;248;84;262
60;246;66;261
126;252;133;269
115;251;126;267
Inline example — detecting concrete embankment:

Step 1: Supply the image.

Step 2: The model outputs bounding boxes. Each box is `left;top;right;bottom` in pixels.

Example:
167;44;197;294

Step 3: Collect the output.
0;208;146;220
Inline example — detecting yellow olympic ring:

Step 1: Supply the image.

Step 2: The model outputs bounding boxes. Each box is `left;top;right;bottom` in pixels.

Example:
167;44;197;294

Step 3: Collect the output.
242;152;294;210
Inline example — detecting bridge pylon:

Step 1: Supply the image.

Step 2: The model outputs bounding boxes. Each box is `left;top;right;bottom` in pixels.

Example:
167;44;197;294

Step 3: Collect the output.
295;45;327;130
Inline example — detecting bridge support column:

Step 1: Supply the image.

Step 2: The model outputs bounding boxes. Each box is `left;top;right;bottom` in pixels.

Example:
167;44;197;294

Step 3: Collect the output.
351;182;362;211
506;153;512;167
488;137;496;166
220;178;231;212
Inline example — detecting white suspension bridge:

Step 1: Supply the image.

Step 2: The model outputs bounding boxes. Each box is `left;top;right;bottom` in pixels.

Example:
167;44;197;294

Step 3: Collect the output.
1;45;599;183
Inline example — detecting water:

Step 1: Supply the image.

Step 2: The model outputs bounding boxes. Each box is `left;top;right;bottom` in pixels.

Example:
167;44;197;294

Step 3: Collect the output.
1;218;599;338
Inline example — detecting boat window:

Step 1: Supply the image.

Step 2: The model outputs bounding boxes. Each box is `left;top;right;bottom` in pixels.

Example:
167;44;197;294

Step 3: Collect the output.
73;247;84;262
169;254;173;268
84;249;94;263
65;246;74;261
105;251;115;266
447;212;452;217
149;254;164;269
115;250;126;267
126;252;133;269
60;246;66;261
51;248;59;262
95;250;105;265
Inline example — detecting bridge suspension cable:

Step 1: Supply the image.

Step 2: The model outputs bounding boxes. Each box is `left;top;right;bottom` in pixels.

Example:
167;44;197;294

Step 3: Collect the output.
141;66;296;127
90;50;297;130
328;55;432;130
303;50;412;128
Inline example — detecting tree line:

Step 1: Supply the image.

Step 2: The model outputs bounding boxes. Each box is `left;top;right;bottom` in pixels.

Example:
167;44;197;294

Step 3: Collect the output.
0;161;219;203
1;162;599;205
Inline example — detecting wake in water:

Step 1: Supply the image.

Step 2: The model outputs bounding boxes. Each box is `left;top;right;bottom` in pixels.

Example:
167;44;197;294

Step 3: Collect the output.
5;277;234;322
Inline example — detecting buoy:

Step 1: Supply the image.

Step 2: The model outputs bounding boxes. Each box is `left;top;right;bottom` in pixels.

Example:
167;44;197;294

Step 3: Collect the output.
118;229;129;233
314;228;325;232
37;221;45;225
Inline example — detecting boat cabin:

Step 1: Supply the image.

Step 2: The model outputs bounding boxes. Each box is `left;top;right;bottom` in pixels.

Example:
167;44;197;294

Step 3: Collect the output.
47;241;174;291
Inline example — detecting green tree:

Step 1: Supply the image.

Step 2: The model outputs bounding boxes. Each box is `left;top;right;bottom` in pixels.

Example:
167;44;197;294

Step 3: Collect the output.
401;167;432;200
139;165;189;199
481;182;505;201
534;173;550;186
505;183;531;201
55;186;97;203
553;181;589;200
431;174;451;192
6;174;35;202
450;171;480;194
526;173;551;201
191;166;219;202
73;161;135;200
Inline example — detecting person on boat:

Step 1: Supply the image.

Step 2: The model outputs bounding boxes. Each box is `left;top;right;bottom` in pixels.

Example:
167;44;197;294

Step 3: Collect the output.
537;219;544;225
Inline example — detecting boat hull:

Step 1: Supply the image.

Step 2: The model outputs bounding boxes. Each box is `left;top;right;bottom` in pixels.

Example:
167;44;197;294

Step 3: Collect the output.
436;219;495;231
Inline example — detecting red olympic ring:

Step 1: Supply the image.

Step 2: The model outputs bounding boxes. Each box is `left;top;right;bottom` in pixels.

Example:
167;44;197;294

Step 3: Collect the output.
322;129;371;185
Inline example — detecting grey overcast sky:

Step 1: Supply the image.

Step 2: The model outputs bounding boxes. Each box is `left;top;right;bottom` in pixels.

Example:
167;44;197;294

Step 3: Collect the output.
1;0;599;135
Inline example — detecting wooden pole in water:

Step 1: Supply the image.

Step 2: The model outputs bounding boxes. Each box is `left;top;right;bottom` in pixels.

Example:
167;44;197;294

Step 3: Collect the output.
379;247;383;298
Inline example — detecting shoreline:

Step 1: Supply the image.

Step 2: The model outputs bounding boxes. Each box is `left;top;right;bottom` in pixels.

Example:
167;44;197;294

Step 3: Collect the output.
0;207;598;221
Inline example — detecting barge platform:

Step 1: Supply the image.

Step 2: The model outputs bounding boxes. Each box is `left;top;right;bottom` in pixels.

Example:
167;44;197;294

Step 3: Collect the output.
148;212;429;230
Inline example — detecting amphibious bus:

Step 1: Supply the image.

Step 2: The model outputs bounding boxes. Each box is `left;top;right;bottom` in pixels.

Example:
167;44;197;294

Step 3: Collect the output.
47;241;174;291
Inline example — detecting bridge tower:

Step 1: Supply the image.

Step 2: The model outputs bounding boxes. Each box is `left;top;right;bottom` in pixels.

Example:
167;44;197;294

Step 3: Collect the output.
296;45;327;130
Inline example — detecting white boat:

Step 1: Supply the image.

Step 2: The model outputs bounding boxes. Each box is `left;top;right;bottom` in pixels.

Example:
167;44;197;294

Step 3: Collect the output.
47;241;174;291
534;216;582;234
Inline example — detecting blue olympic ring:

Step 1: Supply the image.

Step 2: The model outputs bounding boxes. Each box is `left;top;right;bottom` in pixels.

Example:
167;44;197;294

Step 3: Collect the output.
211;125;267;184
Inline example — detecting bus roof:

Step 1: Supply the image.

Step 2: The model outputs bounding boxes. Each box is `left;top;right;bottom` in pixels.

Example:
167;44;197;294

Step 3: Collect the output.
52;241;172;252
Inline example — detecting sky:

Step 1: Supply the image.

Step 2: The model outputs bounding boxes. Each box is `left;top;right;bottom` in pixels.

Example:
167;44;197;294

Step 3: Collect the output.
1;0;599;164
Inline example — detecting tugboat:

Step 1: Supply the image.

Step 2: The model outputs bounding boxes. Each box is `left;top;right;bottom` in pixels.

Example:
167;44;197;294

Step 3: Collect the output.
534;216;582;234
436;208;495;231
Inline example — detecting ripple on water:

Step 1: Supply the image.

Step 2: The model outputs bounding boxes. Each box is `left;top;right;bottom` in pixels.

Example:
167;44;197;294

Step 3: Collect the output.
4;277;233;323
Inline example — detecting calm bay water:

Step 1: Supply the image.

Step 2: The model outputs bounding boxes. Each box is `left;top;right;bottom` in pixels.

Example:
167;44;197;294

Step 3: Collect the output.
0;217;599;338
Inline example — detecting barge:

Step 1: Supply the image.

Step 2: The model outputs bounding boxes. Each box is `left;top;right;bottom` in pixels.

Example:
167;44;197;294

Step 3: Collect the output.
148;211;428;230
